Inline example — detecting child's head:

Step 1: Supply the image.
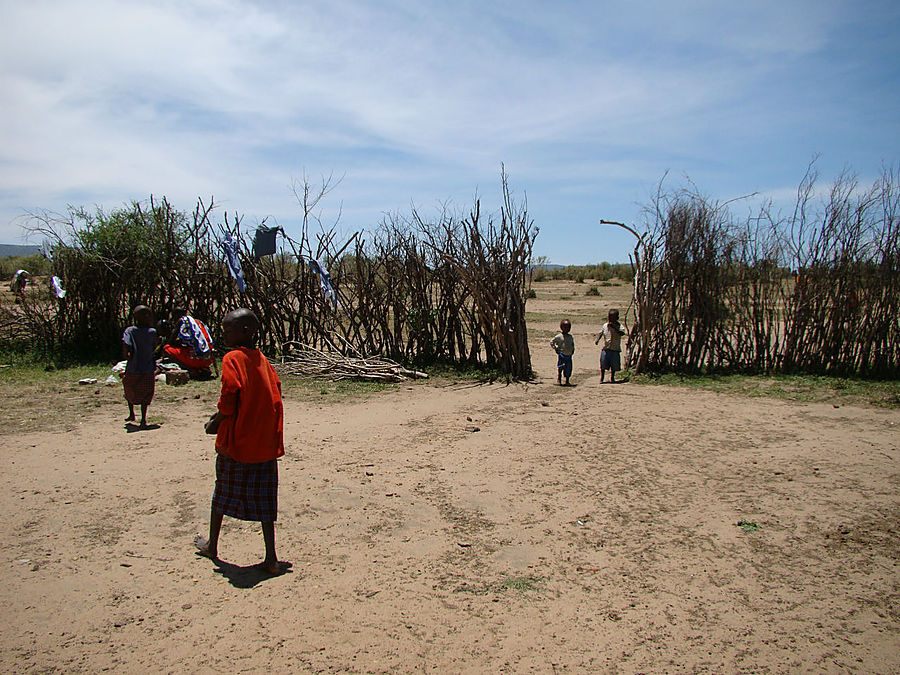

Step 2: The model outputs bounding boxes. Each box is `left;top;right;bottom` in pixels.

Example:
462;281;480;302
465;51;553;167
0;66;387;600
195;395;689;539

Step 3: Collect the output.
172;306;187;321
560;318;571;334
133;305;153;328
222;308;260;348
155;318;171;339
608;309;620;324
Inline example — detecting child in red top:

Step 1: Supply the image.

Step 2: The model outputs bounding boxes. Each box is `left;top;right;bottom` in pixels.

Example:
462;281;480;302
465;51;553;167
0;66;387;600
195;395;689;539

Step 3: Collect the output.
194;308;285;575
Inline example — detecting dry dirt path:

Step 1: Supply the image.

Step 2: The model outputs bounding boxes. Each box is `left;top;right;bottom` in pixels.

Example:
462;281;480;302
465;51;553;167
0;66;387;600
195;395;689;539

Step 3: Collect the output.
1;360;898;672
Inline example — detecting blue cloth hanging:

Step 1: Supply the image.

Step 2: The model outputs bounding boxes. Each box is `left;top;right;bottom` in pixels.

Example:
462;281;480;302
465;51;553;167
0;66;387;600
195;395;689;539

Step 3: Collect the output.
307;258;338;309
252;225;281;259
223;233;246;292
50;275;66;299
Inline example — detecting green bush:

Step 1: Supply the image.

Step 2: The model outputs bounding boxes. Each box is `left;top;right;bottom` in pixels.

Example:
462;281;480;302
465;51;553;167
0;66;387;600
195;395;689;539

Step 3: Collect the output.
0;254;50;280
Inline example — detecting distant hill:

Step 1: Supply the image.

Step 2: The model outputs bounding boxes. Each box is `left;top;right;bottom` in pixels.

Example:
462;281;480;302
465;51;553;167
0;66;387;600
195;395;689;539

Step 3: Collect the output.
0;244;40;258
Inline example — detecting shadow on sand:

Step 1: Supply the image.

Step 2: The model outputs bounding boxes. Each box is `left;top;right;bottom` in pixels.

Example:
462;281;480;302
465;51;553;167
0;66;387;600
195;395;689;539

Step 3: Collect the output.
198;557;293;588
125;423;161;433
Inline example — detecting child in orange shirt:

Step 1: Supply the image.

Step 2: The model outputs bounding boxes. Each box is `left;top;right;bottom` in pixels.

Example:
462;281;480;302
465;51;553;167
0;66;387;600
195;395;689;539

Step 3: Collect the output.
194;308;285;575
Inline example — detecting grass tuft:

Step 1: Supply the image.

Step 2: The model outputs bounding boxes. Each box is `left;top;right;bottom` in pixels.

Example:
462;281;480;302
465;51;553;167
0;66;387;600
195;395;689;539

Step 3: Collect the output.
632;372;900;409
492;575;541;592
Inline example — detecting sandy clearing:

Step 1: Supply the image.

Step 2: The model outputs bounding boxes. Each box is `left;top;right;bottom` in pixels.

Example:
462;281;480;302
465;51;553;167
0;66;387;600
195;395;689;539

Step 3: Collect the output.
1;335;898;673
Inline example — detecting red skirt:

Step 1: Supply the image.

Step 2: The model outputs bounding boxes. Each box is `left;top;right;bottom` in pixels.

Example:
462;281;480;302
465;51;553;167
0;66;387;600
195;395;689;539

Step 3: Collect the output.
163;344;213;370
122;372;156;405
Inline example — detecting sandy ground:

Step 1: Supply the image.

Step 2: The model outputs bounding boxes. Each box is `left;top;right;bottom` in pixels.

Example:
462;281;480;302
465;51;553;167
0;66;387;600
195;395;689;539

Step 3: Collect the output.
1;287;899;673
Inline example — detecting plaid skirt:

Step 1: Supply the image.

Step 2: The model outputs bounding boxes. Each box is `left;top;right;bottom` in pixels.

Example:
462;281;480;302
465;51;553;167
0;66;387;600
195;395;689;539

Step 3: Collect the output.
122;372;155;405
212;454;278;522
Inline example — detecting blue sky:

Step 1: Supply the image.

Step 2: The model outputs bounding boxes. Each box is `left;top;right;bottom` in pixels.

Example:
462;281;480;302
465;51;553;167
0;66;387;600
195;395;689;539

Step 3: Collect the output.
1;0;898;264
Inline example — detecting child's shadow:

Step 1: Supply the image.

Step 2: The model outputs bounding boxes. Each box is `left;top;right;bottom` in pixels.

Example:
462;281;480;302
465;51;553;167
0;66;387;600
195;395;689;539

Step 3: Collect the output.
125;423;161;433
206;559;293;588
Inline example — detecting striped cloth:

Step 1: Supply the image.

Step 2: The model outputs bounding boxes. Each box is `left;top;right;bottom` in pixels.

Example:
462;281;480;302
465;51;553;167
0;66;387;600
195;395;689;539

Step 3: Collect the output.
177;315;214;359
211;454;278;522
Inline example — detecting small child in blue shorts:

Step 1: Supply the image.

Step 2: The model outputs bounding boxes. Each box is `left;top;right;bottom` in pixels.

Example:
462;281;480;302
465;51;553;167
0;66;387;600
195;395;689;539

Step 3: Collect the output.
595;309;627;383
550;319;575;386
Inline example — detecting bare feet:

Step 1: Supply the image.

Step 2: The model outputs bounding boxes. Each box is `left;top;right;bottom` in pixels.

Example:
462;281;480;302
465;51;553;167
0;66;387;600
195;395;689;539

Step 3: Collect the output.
259;560;283;575
193;534;218;560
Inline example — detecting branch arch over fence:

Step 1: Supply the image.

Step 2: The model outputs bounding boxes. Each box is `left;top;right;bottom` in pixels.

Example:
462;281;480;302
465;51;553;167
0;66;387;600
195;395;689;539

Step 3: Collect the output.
602;165;899;377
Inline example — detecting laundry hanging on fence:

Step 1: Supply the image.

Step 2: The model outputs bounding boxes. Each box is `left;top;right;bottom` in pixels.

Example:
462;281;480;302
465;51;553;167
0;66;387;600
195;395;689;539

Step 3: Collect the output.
223;232;246;292
50;276;66;299
252;225;281;259
41;241;54;261
307;258;339;309
10;269;28;294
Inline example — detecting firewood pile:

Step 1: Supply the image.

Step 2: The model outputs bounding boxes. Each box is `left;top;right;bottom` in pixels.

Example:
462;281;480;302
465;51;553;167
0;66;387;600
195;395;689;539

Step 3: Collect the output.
277;338;428;382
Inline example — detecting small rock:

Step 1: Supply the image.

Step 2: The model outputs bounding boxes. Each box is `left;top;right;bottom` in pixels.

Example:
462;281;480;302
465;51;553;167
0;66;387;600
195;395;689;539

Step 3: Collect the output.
465;425;480;433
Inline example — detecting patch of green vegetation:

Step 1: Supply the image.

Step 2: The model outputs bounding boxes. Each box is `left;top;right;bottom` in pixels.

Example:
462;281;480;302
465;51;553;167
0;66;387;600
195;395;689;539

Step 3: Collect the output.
0;361;124;433
492;575;541;592
0;253;50;279
0;360;112;385
525;311;601;323
278;375;394;403
585;286;600;296
737;520;760;533
425;361;507;384
633;372;900;409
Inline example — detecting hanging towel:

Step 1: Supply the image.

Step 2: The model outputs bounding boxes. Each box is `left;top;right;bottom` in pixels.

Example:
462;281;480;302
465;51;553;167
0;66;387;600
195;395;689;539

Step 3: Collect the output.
252;225;280;259
307;258;339;309
41;241;54;261
223;233;246;292
50;276;66;299
10;269;28;293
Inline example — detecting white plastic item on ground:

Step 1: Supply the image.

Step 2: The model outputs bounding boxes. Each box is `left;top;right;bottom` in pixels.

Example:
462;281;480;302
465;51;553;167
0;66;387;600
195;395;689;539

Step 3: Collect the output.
104;375;118;385
77;378;97;385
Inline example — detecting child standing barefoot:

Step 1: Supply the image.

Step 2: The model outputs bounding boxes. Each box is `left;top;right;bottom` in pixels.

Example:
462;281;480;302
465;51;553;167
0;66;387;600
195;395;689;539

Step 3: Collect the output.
595;309;627;383
550;318;575;386
194;308;285;575
121;305;158;428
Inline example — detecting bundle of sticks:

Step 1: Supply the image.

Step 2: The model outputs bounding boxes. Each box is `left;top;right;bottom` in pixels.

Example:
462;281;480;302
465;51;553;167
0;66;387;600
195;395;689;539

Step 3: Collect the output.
277;338;428;382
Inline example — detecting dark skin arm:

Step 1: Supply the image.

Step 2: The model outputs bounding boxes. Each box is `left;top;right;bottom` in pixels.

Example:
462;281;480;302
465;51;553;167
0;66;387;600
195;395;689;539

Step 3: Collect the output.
205;411;225;435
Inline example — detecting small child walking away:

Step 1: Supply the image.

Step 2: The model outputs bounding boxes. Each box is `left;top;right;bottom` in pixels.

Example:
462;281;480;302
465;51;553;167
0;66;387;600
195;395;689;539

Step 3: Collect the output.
595;309;627;383
195;308;285;576
121;305;159;428
550;318;575;386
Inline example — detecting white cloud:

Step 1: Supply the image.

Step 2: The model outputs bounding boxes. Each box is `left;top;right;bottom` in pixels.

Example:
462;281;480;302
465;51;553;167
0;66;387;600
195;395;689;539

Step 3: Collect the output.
0;0;896;263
